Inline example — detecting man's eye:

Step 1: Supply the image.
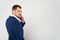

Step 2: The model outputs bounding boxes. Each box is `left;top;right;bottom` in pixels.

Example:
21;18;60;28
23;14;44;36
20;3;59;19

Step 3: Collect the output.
18;11;20;12
18;11;21;12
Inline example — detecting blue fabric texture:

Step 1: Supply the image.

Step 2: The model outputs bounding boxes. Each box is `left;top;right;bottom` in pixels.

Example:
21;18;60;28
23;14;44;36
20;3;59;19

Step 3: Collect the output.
6;16;25;40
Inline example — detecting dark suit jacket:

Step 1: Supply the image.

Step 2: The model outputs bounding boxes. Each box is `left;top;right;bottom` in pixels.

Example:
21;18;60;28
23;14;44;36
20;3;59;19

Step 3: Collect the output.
6;16;25;40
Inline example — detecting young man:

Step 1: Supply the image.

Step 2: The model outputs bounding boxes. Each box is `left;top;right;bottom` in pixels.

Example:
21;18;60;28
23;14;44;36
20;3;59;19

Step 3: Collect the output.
6;5;25;40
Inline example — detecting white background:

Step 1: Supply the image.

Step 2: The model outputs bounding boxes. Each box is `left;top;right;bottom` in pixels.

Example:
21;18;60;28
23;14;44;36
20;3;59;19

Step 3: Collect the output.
0;0;60;40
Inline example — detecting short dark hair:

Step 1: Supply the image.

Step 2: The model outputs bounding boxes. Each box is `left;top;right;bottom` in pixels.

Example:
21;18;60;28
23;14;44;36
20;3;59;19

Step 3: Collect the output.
12;5;22;10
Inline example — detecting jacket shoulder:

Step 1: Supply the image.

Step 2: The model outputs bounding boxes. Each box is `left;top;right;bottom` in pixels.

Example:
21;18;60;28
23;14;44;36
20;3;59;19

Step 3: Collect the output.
6;16;17;23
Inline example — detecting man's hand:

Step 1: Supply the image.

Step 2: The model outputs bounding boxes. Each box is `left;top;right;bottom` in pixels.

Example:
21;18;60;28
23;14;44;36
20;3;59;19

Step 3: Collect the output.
20;17;25;23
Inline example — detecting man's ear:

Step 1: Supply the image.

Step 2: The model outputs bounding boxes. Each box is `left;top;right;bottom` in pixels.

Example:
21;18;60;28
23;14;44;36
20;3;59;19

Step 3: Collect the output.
12;10;15;14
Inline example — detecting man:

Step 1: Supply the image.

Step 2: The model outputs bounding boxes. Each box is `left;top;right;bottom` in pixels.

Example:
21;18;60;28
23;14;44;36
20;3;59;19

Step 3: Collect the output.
6;5;25;40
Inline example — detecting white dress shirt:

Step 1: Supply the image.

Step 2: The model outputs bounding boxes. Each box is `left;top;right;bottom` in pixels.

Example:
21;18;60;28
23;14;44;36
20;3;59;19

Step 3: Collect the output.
10;14;21;22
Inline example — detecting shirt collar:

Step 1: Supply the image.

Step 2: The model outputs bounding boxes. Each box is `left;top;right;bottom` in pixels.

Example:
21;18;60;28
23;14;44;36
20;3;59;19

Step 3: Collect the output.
10;14;21;22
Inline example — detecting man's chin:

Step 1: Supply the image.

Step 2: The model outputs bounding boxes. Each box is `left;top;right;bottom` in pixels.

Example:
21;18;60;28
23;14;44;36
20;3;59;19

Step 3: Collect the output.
17;16;21;18
19;15;22;17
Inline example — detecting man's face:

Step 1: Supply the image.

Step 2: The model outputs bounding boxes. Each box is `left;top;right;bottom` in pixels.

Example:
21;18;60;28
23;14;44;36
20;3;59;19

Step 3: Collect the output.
13;7;22;18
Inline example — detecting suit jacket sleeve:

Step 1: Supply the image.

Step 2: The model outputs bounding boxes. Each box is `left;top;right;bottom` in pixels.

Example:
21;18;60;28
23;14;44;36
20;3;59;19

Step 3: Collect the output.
21;22;25;27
